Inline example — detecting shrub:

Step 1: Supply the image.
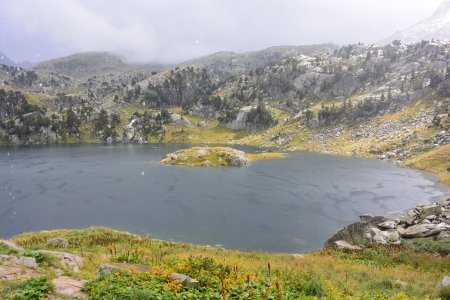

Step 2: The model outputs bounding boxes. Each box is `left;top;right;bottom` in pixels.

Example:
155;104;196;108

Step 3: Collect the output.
440;286;450;300
12;278;51;300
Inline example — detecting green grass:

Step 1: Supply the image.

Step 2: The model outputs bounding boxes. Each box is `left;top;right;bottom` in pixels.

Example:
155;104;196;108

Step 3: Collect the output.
0;227;448;299
407;143;450;186
402;238;450;256
1;278;52;300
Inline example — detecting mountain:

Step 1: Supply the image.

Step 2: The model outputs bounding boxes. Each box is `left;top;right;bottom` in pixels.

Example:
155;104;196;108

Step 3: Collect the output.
380;1;450;44
33;52;131;78
0;51;17;67
34;52;169;79
179;43;338;78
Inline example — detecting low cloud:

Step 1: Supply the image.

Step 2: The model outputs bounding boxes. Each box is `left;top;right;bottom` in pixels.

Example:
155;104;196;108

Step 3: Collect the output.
0;0;444;63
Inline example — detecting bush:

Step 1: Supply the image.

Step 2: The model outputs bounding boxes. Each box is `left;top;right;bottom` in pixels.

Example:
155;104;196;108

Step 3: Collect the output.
12;278;51;300
440;286;450;300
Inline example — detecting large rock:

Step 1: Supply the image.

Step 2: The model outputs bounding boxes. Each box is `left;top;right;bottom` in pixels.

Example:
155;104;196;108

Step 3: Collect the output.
229;155;248;166
172;272;199;288
399;223;450;238
438;277;450;288
325;215;389;248
399;209;417;226
52;276;87;298
47;238;69;248
331;240;362;251
0;255;38;268
325;222;373;248
36;250;84;272
419;204;441;218
377;220;398;230
170;113;191;126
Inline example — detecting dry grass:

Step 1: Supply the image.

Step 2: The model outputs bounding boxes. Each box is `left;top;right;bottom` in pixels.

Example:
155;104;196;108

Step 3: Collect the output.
406;143;450;186
5;227;450;299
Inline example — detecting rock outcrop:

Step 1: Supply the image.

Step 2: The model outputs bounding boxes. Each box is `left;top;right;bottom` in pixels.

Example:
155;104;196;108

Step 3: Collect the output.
325;198;450;249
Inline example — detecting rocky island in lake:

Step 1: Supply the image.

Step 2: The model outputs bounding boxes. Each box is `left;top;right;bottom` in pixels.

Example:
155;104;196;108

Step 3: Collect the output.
161;146;286;167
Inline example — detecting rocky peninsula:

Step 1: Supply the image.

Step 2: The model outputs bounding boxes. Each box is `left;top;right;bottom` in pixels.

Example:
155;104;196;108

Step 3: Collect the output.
326;197;450;251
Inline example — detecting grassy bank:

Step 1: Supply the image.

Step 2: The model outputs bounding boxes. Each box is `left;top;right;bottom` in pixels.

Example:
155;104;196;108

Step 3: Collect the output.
1;227;450;299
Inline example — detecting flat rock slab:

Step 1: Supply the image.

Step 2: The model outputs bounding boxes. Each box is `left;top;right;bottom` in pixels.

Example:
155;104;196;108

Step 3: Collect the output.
333;240;362;251
0;255;40;280
52;276;87;298
400;223;449;238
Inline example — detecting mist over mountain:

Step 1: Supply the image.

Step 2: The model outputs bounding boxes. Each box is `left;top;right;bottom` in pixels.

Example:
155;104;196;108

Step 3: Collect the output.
0;51;16;67
380;1;450;44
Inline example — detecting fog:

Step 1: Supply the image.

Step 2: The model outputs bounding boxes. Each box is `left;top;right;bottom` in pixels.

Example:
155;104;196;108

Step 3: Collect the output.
0;0;444;63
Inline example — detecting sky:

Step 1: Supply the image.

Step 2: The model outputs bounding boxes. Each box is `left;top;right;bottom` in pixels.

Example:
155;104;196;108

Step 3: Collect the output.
0;0;445;64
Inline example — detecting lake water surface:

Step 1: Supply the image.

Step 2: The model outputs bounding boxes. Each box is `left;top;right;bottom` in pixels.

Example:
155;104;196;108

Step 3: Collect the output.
0;144;448;252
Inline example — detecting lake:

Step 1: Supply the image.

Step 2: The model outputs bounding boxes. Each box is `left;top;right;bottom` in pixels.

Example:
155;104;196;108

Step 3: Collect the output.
0;144;448;252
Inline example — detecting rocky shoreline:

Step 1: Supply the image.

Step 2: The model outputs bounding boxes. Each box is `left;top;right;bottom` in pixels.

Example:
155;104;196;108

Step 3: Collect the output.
325;197;450;251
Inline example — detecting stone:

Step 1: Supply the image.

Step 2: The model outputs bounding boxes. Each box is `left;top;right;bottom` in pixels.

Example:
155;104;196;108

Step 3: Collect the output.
291;253;305;259
52;276;87;298
0;255;40;280
12;256;38;268
386;231;401;244
436;230;450;240
400;223;449;238
371;228;389;245
426;215;437;221
395;280;408;287
325;222;373;248
172;272;199;288
196;121;207;127
332;240;362;251
400;209;417;226
37;250;84;272
229;155;248;166
106;136;113;144
47;238;69;248
437;277;450;288
419;204;441;218
377;220;397;230
196;149;206;157
97;262;151;277
170;113;191;126
0;240;25;254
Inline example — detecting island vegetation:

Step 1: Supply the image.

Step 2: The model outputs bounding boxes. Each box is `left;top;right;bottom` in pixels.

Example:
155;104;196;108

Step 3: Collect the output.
161;146;286;167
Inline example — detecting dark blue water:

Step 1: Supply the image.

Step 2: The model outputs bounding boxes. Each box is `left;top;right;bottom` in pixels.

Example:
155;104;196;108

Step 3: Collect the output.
0;144;448;252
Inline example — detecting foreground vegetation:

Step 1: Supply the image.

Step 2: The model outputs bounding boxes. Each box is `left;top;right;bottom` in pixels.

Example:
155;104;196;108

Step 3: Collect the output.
1;227;450;299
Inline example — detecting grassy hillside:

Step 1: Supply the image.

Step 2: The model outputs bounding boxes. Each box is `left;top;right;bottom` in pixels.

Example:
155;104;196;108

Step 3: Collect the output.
1;227;450;299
